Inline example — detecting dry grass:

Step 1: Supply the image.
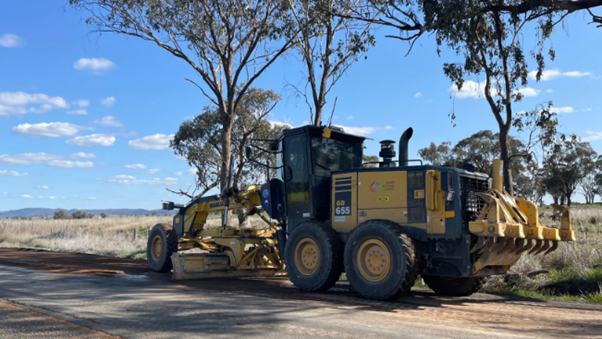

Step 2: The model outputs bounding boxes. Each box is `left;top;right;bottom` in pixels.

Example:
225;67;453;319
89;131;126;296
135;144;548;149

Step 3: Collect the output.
0;216;172;258
484;206;602;301
0;214;269;259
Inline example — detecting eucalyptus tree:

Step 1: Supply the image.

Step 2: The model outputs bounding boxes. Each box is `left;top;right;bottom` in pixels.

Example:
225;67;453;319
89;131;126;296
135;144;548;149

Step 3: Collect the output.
337;0;602;194
70;0;297;194
170;87;286;199
287;0;375;125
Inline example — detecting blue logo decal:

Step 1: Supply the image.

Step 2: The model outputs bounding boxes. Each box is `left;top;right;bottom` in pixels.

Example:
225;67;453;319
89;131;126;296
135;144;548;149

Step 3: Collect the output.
262;189;269;198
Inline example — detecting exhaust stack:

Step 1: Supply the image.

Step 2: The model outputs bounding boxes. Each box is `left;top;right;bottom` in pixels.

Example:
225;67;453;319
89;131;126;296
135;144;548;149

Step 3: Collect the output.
398;127;413;167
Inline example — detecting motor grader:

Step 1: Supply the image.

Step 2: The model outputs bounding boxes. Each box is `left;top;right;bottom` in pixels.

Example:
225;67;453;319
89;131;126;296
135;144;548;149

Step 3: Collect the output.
147;125;575;300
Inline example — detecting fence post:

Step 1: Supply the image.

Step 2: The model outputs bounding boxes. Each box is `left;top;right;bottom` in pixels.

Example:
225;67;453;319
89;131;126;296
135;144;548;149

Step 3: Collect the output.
133;229;137;242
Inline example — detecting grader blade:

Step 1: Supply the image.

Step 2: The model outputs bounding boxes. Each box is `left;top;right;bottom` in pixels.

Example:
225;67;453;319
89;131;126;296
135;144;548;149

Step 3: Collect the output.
467;160;574;276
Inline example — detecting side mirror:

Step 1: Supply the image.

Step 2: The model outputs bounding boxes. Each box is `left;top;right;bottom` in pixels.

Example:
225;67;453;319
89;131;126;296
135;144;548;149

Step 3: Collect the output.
245;146;252;159
285;166;293;181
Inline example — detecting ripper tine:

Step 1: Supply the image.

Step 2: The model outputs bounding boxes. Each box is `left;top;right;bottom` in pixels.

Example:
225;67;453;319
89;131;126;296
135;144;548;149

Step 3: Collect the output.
517;239;534;254
512;238;525;254
544;241;559;255
470;236;487;253
535;240;551;255
499;238;515;254
491;238;507;254
528;239;544;255
479;237;495;254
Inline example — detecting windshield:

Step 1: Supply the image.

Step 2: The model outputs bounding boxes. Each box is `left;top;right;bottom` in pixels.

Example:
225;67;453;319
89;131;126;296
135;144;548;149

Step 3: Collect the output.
311;137;363;177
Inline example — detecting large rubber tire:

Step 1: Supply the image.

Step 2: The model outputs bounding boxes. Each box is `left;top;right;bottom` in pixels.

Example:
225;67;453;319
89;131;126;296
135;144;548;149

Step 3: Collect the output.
147;223;178;273
422;275;488;296
285;222;344;292
344;220;418;300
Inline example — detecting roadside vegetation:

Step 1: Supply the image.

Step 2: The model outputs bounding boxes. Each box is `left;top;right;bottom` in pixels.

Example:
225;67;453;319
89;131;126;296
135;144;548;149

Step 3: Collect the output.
0;214;267;259
481;206;602;303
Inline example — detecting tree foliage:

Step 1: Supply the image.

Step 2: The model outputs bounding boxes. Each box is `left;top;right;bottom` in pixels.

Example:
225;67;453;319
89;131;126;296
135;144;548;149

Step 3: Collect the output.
70;0;298;192
338;0;602;194
543;142;600;207
287;0;375;125
53;209;67;220
171;86;288;199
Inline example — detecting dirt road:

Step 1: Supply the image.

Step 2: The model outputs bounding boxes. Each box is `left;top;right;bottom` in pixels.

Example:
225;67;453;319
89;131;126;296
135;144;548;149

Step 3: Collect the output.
0;248;601;338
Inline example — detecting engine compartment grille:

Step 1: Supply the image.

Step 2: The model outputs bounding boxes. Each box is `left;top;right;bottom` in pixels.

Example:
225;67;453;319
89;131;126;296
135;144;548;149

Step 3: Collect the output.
460;175;489;227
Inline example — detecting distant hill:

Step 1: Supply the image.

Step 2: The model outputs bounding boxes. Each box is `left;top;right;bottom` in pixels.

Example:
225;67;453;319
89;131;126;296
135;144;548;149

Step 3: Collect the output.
0;208;175;218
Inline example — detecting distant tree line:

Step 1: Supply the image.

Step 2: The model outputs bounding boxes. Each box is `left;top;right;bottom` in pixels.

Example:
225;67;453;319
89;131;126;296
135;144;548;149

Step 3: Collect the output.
53;210;99;220
419;127;602;207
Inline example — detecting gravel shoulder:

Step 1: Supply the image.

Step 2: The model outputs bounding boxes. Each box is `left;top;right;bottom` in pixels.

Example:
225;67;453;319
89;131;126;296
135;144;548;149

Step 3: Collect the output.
0;248;601;339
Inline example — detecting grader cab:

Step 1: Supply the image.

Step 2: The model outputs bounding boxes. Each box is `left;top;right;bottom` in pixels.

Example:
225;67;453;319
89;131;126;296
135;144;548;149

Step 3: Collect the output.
147;125;574;300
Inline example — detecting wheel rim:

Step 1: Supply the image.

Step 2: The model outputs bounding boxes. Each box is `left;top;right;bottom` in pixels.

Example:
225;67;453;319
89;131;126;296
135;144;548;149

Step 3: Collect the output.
151;235;163;261
294;238;320;276
357;239;391;283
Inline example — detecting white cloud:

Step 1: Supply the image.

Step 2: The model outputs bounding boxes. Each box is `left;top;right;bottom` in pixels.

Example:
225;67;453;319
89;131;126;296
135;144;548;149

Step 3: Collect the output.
528;69;592;81
175;168;197;176
20;194;32;198
67;109;88;115
546;89;553;93
147;169;161;174
175;155;187;161
339;126;376;135
583;108;592;112
66;134;116;147
88;197;97;200
268;121;293;129
49;196;56;199
346;116;353;120
0;33;24;48
0;91;69;116
75;100;89;108
73;58;116;72
11;122;85;138
37;186;49;189
514;87;541;97
384;126;393;130
71;152;96;159
125;164;147;169
551;107;575;114
101;97;116;108
0;170;30;177
414;92;422;98
38;196;44;199
0;153;59;165
93;115;123;127
128;134;174;150
108;177;178;186
449;81;540;99
583;130;602;142
47;160;94;168
112;175;136;180
448;81;494;99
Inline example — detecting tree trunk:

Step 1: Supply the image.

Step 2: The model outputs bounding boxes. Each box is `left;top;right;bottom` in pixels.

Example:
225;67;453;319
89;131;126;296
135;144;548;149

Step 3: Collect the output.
220;107;236;227
499;124;513;195
567;195;572;208
237;208;250;228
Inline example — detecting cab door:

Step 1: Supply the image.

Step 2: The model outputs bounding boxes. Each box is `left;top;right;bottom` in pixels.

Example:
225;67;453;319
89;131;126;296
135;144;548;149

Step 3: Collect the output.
283;134;311;219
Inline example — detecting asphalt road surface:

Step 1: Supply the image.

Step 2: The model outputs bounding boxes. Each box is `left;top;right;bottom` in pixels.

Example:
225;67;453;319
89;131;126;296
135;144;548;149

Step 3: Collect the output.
0;248;601;339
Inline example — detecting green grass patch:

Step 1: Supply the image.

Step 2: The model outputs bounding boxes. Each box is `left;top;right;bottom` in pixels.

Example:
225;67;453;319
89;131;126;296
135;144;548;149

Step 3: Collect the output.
119;249;147;260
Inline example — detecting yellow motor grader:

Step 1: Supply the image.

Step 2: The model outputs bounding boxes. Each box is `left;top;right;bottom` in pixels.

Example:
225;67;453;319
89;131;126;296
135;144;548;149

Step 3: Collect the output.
147;125;574;300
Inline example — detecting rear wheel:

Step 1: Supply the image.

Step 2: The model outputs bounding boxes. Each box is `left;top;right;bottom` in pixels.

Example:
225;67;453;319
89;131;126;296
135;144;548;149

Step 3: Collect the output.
147;223;178;273
344;220;418;300
285;222;343;292
422;275;487;296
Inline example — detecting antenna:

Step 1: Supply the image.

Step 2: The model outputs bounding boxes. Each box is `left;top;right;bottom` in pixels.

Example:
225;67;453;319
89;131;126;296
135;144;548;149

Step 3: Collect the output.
327;97;338;128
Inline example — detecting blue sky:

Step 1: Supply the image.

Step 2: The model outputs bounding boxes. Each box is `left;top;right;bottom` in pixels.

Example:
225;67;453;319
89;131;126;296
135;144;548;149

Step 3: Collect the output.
1;1;601;210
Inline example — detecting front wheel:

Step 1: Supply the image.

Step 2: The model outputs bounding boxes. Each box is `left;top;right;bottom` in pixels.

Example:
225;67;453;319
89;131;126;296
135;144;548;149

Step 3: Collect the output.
284;222;343;292
422;275;488;296
147;223;178;272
